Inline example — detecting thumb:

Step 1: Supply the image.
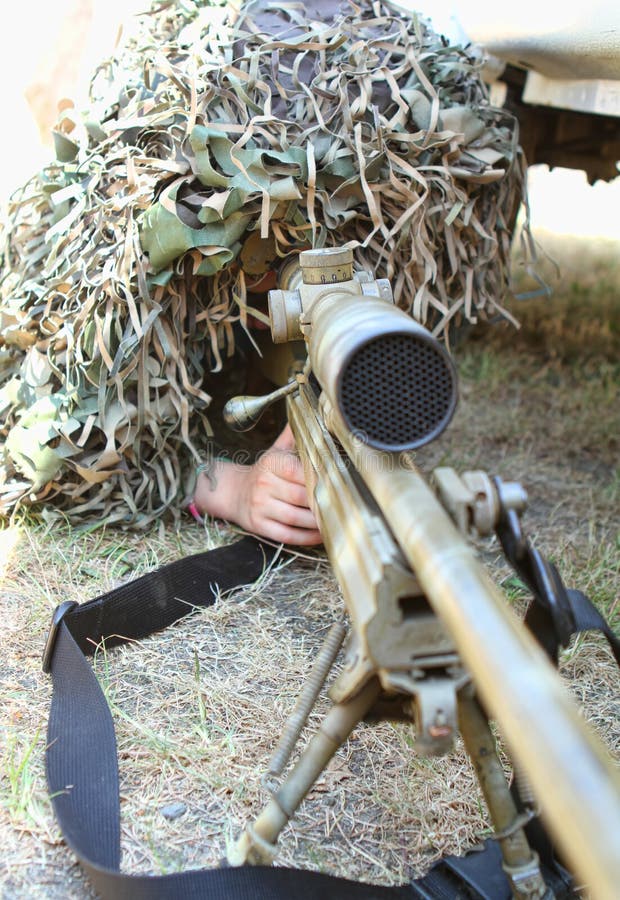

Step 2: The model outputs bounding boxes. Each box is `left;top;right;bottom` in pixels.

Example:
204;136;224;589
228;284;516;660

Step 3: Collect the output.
272;423;297;453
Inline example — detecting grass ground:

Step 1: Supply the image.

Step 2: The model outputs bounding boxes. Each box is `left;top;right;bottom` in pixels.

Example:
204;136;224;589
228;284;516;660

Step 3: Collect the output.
1;230;618;898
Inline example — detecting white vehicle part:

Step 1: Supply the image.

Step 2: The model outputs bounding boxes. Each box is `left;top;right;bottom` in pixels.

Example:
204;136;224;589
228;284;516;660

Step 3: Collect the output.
455;0;620;81
391;1;620;118
522;73;620;118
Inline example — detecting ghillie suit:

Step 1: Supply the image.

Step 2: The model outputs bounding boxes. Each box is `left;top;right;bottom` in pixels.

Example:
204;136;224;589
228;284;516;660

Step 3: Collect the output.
0;0;527;527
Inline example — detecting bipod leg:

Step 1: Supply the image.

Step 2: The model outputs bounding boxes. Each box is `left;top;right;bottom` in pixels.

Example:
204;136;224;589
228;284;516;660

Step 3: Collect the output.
228;677;381;866
458;688;553;899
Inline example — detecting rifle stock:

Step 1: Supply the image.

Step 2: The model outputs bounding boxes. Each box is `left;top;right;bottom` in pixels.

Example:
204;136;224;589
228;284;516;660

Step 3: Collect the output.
227;248;620;898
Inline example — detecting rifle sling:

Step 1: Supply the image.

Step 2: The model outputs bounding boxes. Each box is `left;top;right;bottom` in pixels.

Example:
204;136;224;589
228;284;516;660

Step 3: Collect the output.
494;506;620;666
44;535;417;899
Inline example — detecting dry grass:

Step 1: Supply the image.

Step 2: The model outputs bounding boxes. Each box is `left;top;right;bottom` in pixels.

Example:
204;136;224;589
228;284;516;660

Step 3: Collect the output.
1;230;619;898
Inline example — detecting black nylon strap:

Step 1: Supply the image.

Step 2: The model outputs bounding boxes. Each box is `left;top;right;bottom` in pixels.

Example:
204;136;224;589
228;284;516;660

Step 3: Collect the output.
565;588;620;665
57;535;282;655
45;536;415;899
495;504;620;667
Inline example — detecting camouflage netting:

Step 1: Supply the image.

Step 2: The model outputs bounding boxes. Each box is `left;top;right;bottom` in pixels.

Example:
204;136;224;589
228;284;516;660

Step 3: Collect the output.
0;0;528;527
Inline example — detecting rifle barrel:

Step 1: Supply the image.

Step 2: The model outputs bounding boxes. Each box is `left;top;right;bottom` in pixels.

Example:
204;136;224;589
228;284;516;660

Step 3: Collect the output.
341;433;620;900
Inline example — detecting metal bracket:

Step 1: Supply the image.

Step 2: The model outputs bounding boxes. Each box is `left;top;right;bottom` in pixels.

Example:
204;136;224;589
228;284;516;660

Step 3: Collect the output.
42;600;78;674
432;467;527;538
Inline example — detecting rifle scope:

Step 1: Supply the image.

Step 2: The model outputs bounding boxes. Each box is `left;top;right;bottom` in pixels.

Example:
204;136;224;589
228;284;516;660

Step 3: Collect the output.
309;289;458;452
269;247;458;452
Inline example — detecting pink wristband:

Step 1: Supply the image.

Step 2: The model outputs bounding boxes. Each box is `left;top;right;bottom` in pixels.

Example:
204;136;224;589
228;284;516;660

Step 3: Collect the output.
186;501;204;524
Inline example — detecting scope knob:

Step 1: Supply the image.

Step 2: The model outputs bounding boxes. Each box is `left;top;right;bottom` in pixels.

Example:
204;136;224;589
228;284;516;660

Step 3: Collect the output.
299;247;354;285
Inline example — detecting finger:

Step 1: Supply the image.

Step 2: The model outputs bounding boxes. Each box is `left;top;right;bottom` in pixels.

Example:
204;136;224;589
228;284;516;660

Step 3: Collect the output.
262;497;318;531
272;480;312;510
259;519;323;547
267;450;306;485
256;447;305;484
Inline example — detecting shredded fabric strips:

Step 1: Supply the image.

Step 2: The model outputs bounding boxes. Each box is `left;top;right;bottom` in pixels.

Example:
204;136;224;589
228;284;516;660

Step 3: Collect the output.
0;0;529;526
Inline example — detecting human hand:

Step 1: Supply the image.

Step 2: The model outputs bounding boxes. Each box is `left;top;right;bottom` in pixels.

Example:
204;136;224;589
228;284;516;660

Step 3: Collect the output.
236;425;322;545
193;425;322;546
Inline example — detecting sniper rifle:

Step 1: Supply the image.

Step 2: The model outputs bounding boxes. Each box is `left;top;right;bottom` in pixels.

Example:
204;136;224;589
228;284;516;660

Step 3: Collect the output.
222;245;620;899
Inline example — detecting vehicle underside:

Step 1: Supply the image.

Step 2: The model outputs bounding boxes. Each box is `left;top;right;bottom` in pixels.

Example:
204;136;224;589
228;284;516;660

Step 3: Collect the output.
500;65;620;182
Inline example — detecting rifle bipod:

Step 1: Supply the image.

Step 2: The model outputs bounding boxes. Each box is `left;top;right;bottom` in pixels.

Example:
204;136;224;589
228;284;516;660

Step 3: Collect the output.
229;670;552;900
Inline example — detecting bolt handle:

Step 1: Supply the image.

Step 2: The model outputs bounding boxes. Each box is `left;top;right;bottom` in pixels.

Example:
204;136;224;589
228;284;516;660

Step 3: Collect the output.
223;381;299;432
